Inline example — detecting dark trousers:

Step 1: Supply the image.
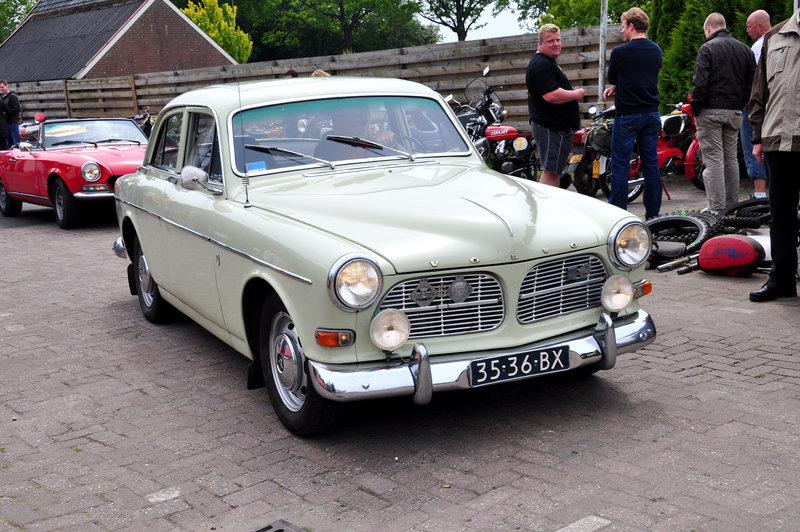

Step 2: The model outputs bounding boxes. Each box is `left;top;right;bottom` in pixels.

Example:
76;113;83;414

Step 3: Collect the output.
764;151;800;285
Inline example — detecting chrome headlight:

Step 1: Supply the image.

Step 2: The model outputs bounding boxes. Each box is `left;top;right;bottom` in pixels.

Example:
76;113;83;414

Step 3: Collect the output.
81;162;101;182
609;220;651;270
601;274;634;313
328;256;383;311
369;309;410;351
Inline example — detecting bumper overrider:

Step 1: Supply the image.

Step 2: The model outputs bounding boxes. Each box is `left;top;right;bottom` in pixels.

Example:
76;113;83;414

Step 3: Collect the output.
309;309;656;404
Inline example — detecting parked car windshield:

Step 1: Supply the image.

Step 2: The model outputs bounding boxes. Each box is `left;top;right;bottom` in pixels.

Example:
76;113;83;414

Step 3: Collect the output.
43;120;148;149
230;95;470;175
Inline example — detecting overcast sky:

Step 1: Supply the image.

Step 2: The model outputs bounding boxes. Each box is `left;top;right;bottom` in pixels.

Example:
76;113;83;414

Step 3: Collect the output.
436;8;531;43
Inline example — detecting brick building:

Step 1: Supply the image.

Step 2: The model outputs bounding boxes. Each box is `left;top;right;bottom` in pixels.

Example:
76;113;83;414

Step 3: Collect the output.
0;0;236;83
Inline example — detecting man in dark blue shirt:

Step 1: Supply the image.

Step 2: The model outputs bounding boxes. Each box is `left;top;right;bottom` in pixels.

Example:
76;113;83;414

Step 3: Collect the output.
602;7;663;219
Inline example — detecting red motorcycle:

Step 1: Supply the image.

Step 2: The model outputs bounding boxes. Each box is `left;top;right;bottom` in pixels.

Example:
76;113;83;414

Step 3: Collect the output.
569;101;705;200
655;101;705;191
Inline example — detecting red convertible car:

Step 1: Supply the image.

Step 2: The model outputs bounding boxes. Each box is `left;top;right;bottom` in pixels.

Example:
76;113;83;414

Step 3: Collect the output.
0;117;148;228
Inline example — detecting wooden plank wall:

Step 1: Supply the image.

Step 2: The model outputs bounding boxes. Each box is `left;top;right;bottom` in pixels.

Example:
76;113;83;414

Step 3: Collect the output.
12;24;624;131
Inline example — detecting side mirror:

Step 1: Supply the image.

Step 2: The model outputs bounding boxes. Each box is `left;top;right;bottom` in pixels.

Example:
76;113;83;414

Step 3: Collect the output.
17;141;33;151
179;165;223;195
180;165;209;190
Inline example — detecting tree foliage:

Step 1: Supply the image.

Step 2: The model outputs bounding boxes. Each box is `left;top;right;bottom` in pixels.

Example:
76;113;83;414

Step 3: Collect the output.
0;0;36;43
182;0;253;63
234;0;439;62
418;0;496;41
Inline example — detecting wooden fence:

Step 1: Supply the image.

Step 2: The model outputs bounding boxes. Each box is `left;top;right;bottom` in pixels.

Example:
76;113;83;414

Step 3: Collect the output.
13;24;624;131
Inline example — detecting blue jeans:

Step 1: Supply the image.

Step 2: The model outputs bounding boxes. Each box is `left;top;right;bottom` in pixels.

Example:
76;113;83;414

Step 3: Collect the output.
740;110;766;180
7;123;20;147
609;111;662;219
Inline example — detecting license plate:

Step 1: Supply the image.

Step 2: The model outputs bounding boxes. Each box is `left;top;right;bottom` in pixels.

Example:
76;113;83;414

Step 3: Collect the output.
470;346;569;386
569;153;583;164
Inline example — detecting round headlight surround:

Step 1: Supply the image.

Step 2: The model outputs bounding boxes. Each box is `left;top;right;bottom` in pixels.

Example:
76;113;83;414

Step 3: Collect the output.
328;255;383;311
369;309;410;351
81;162;102;182
608;219;652;270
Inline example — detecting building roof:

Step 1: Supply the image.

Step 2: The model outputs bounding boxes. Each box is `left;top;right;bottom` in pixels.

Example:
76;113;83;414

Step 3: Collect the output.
0;0;144;82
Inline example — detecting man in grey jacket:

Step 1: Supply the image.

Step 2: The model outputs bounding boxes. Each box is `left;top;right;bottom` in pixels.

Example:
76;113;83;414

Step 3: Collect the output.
748;8;800;302
691;13;756;214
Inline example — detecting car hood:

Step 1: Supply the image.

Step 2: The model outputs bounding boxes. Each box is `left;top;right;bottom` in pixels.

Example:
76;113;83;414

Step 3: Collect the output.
50;145;146;170
245;163;629;274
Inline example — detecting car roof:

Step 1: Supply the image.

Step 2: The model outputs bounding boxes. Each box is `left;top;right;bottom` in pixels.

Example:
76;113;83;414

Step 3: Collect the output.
164;77;442;114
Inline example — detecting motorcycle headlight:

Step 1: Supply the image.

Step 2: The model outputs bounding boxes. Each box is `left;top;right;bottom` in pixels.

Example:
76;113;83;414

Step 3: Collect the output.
328;256;383;311
608;220;651;270
81;162;102;182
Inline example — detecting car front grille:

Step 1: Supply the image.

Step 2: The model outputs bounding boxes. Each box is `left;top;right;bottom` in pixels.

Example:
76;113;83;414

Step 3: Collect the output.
377;273;504;338
517;255;606;323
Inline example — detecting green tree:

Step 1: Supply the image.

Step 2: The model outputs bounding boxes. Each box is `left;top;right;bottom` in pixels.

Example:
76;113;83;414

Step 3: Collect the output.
418;0;497;41
0;0;36;42
234;0;438;62
182;0;253;63
501;0;650;31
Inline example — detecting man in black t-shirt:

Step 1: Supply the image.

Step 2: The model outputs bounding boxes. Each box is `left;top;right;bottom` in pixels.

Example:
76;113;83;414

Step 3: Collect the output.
526;24;585;187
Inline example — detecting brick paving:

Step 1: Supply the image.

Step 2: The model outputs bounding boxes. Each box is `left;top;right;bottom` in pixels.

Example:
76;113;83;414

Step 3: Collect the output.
1;177;799;531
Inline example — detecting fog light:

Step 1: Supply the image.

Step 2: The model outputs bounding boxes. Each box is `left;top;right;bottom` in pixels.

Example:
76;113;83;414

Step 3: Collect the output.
601;274;634;313
369;309;410;351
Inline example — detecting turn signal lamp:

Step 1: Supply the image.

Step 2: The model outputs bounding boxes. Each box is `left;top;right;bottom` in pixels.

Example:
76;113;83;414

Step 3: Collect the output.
315;329;354;347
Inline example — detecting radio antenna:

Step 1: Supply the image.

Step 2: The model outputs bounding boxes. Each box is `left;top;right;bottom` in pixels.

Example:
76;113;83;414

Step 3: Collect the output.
231;0;251;208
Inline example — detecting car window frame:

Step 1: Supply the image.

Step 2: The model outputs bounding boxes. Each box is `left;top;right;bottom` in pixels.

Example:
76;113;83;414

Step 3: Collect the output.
183;109;222;184
148;109;185;172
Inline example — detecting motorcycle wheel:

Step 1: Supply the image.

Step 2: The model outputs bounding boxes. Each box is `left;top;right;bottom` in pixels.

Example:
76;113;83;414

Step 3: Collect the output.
599;170;644;203
689;146;706;191
646;213;713;262
572;157;599;197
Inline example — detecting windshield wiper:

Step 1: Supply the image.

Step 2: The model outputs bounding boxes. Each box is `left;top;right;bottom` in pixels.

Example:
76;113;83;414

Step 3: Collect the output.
326;135;414;160
51;140;98;147
95;138;142;144
244;143;335;169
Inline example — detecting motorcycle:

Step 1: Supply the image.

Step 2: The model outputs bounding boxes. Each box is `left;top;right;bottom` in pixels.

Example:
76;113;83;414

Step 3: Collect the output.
567;105;643;201
569;100;705;200
449;68;546;183
655;101;705;190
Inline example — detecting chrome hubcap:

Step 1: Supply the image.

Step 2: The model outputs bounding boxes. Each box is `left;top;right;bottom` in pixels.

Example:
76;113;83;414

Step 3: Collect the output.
138;254;154;306
270;312;306;412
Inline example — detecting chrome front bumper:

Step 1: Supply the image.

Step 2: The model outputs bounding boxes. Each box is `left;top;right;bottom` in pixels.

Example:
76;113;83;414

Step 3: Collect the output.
308;310;656;404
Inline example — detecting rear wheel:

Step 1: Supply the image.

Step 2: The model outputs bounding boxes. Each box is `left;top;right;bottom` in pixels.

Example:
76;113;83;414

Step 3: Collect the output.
133;236;174;323
259;295;342;437
0;178;22;216
52;179;80;229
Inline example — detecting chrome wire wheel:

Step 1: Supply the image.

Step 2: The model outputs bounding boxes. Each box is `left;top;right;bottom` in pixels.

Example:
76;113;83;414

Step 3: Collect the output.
269;311;306;413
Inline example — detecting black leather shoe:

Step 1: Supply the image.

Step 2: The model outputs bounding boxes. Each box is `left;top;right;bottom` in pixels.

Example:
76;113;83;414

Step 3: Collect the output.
749;281;797;302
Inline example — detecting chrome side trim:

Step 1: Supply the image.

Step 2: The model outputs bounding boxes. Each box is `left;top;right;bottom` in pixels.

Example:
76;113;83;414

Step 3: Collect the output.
5;191;48;201
309;309;656;402
116;198;313;285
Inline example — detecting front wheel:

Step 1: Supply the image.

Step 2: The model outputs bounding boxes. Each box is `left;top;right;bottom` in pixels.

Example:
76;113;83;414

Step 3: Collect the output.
52;179;80;229
0;178;22;216
688;146;706;191
259;296;342;437
572;157;599;197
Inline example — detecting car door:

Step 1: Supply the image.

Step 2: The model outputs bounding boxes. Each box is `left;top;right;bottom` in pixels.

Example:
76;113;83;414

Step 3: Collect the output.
1;143;44;200
153;109;227;331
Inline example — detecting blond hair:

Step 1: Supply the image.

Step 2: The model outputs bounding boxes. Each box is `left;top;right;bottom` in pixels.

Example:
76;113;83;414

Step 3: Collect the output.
538;24;560;43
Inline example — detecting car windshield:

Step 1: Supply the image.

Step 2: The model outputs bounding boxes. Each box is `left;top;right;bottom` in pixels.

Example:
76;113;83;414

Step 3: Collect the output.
44;120;148;149
230;95;470;175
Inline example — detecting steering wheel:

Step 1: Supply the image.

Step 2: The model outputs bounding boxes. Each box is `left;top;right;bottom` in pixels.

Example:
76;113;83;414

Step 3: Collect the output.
394;135;426;152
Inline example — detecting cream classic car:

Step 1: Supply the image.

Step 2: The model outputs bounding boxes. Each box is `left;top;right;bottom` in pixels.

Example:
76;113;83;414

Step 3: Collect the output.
113;77;656;436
